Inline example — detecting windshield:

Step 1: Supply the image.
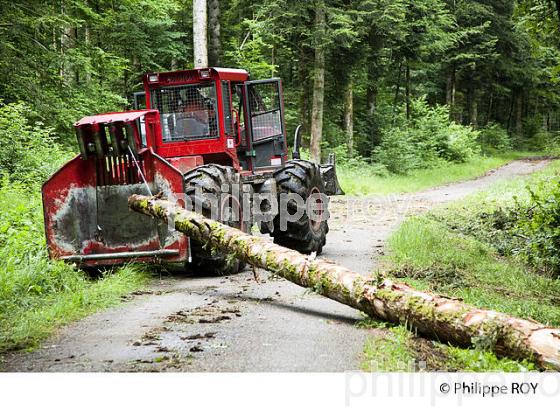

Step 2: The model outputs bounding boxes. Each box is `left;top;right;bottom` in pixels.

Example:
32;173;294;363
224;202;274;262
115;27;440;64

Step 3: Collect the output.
150;83;219;142
247;81;283;141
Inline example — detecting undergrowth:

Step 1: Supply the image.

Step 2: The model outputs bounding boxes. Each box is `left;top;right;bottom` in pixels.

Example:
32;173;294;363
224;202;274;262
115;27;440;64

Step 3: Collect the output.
376;160;560;371
358;319;535;372
0;181;150;354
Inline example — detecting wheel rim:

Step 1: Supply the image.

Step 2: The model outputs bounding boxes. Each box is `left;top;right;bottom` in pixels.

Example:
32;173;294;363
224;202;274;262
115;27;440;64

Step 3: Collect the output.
309;186;324;232
220;193;243;230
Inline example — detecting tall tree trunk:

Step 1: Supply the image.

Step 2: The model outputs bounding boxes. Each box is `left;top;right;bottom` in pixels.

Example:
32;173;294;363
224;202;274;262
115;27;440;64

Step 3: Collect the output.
392;60;403;118
193;0;208;68
59;0;75;85
271;45;275;77
507;93;515;134
366;85;378;149
343;78;354;157
366;47;380;148
555;0;560;27
129;195;560;371
486;91;493;126
84;26;91;83
310;5;326;163
367;84;377;117
467;83;477;127
405;60;411;120
298;46;311;135
446;67;456;121
515;92;524;136
472;99;478;128
208;0;222;66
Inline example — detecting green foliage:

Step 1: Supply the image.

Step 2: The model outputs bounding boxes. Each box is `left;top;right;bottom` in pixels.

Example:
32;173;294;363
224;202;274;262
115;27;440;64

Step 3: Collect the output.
386;162;560;326
359;317;534;371
519;117;559;151
433;166;560;277
389;215;560;325
373;99;480;174
514;177;560;276
1;0;559;168
479;123;512;152
0;0;186;140
225;17;276;78
445;346;536;372
0;101;71;185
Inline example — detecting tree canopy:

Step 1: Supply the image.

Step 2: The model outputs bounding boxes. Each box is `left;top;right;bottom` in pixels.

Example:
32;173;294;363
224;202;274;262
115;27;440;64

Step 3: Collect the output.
0;0;559;164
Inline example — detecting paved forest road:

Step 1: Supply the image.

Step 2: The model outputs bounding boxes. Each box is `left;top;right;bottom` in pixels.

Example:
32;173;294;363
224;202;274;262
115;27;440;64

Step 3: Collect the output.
3;159;551;372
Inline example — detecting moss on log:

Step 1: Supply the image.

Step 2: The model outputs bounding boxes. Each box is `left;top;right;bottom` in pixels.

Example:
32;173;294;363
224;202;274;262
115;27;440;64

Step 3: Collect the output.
129;194;560;370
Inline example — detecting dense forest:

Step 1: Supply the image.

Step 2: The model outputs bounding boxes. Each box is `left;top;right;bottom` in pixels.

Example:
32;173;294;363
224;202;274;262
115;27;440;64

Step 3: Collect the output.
2;0;560;366
1;0;560;177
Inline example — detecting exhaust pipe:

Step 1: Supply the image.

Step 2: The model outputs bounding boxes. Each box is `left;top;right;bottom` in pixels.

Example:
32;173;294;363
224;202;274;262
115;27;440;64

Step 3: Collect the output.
292;124;303;160
291;124;344;195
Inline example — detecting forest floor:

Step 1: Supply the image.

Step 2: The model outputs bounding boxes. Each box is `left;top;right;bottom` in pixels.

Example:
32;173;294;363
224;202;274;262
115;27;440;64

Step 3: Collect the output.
1;158;552;372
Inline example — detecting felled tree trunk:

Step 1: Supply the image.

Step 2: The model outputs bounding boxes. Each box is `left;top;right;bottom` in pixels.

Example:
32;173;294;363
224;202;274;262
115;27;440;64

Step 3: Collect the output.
129;195;560;370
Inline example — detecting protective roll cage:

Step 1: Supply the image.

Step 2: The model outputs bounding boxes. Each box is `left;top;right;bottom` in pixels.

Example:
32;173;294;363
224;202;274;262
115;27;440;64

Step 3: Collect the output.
149;83;219;142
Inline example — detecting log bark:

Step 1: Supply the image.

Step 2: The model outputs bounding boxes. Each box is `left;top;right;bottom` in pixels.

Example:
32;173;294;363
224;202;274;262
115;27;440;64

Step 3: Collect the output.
128;195;560;370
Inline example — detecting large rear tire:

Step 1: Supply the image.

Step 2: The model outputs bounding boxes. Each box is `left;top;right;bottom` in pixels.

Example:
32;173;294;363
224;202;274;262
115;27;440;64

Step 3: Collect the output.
270;160;329;254
183;164;248;275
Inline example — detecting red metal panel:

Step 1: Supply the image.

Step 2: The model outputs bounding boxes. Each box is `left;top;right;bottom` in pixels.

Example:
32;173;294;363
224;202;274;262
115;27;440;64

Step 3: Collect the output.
42;155;96;259
166;156;204;173
42;149;189;267
143;68;249;91
74;110;156;126
211;67;250;81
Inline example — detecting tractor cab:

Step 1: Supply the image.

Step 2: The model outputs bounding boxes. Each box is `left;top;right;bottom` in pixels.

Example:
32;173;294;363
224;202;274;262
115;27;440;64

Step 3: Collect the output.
138;67;287;173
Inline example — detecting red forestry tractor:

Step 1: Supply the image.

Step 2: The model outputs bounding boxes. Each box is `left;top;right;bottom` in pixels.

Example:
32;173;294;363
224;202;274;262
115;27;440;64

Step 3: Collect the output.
42;67;344;274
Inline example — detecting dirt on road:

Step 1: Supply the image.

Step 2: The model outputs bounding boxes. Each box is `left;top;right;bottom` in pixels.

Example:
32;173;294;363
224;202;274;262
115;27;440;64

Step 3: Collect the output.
2;159;551;372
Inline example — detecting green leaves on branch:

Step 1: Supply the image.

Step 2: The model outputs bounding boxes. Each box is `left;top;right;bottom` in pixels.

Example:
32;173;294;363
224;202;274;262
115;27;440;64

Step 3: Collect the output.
0;101;71;186
373;98;480;174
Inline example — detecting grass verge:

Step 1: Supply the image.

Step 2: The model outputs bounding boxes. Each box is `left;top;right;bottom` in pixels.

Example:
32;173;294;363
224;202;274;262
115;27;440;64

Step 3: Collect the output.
338;152;545;195
374;160;560;370
0;180;150;357
359;320;537;372
359;320;416;372
1;265;149;355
